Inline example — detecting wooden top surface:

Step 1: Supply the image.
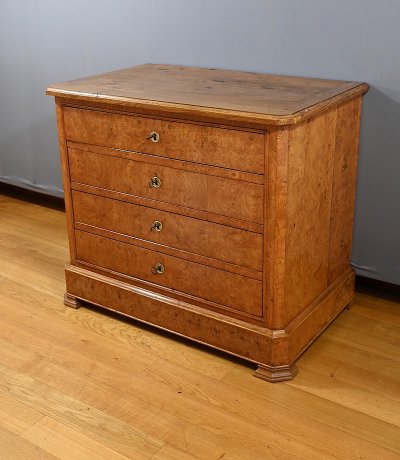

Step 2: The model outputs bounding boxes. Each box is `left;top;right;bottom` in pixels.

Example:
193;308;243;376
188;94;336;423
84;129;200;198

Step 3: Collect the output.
47;64;368;125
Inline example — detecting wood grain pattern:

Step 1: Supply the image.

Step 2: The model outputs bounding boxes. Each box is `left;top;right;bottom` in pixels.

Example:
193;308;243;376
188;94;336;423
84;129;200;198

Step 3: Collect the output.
21;416;131;460
47;64;368;126
68;148;264;224
66;140;265;185
75;230;263;318
265;99;364;330
73;223;262;281
55;100;77;263
72;190;263;272
151;444;199;460
63;106;265;174
0;363;162;459
283;110;337;325
328;97;362;283
1;193;399;458
264;127;290;329
0;393;45;435
65;261;355;369
70;181;263;234
0;425;58;460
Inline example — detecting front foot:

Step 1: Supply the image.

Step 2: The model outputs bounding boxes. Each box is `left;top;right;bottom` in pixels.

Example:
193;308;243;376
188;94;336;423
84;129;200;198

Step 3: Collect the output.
254;363;298;382
64;293;82;309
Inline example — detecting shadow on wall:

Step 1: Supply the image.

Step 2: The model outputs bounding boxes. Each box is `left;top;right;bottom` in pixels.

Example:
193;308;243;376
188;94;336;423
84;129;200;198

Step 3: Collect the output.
352;86;400;284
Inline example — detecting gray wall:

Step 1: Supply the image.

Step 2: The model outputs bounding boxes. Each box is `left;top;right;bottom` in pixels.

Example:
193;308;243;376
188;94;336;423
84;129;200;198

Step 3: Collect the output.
1;0;399;285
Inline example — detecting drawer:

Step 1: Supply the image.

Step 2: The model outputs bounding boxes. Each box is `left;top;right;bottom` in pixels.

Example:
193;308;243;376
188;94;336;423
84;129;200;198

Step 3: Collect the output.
63;106;265;174
69;148;264;224
72;191;263;271
75;231;263;317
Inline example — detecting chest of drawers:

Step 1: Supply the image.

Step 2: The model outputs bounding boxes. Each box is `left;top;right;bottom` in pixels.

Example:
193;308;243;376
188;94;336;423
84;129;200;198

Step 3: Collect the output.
47;64;368;382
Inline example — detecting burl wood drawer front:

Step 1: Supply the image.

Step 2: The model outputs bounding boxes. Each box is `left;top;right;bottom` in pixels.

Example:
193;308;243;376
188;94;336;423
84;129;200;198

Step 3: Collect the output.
75;231;263;317
63;106;265;174
68;149;264;224
72;191;263;272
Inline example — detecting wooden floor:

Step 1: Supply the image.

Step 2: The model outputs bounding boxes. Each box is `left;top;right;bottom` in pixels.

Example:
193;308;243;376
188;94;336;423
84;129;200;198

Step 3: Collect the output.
0;192;399;460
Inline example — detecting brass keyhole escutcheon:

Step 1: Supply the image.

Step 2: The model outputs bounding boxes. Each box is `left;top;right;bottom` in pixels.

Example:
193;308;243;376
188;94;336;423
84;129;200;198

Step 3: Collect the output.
151;220;163;232
149;131;160;143
149;176;161;188
152;263;165;275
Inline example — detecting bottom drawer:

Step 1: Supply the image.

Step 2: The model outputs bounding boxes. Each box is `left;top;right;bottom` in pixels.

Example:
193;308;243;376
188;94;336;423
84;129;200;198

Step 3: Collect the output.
75;231;263;317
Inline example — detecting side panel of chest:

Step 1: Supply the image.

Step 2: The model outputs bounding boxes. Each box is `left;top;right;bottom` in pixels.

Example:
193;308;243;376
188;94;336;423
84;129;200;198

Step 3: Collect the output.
264;98;362;331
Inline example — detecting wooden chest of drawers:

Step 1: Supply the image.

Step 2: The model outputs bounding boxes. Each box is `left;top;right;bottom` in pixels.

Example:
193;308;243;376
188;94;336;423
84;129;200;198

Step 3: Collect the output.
47;64;368;382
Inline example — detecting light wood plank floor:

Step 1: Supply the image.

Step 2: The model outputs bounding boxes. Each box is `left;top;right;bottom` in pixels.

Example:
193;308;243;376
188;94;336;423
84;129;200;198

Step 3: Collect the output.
0;192;399;460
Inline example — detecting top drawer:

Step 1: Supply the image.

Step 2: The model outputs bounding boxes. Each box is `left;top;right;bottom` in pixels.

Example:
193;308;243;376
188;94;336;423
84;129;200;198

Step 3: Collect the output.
63;106;265;174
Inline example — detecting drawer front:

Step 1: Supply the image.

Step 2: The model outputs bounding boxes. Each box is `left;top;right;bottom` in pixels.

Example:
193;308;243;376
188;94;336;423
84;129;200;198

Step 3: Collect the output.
63;106;265;174
69;149;264;224
75;231;263;317
72;191;263;271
